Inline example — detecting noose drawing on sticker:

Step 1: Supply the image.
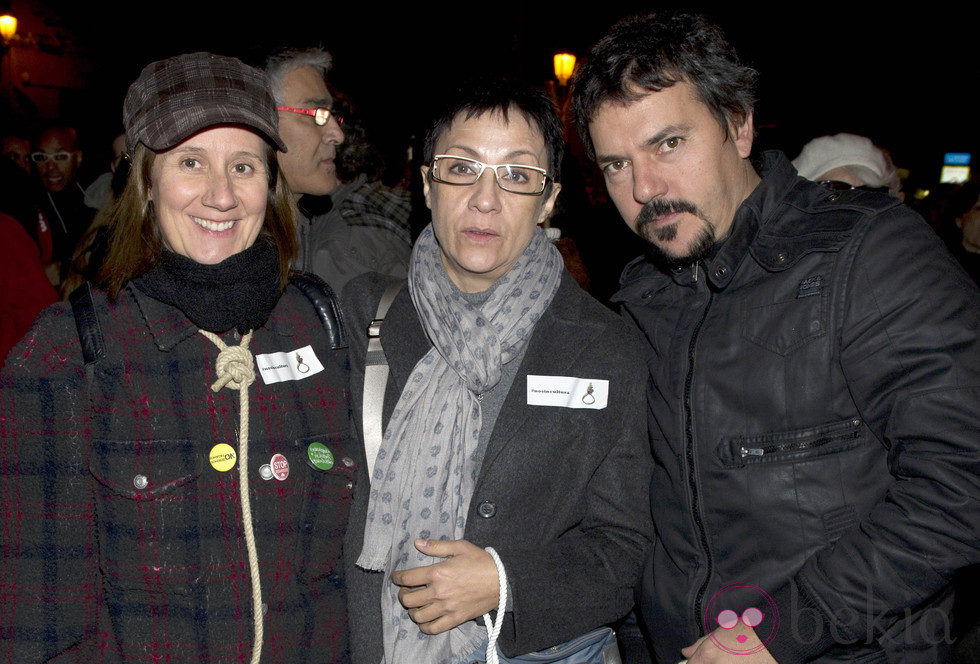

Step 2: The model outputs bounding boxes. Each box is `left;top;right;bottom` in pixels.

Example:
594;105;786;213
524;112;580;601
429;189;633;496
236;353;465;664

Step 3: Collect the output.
296;352;310;373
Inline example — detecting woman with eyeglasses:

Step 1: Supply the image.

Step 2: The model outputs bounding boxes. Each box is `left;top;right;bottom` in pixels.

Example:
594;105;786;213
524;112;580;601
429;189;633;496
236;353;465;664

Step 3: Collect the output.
342;79;653;664
0;53;352;663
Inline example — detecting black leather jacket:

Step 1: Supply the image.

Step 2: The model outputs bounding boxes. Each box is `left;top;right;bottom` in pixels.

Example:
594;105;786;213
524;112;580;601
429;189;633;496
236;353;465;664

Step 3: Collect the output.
615;152;980;663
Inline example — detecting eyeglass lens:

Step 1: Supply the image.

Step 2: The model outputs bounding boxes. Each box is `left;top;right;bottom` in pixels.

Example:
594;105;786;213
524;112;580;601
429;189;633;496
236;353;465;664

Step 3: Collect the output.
433;156;545;194
31;152;73;163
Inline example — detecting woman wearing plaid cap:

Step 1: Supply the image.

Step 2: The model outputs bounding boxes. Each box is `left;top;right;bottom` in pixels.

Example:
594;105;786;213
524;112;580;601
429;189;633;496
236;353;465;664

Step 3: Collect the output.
0;52;352;663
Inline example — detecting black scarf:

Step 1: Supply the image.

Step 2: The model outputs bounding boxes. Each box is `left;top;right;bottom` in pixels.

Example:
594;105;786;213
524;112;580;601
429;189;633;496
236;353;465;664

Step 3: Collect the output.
133;238;282;334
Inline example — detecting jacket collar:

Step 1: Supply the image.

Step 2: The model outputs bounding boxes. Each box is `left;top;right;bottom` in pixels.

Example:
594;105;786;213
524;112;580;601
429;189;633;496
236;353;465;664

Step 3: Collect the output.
702;150;798;290
128;283;291;352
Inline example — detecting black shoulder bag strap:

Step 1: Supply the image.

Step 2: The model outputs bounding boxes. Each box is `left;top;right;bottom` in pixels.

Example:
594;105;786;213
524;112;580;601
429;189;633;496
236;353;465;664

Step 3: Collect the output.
68;282;105;390
289;271;348;350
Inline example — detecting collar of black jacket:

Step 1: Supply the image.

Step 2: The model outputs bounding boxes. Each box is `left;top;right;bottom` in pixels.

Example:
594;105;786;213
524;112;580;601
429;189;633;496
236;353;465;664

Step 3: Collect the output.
699;150;799;290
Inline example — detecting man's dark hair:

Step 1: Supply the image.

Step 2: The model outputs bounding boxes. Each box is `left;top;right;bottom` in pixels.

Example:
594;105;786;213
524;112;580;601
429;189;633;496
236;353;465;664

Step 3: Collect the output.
423;78;564;182
572;11;758;159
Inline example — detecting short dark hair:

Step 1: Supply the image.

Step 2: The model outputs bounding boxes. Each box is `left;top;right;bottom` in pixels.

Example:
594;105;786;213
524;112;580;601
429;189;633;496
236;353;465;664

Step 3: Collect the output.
572;11;758;159
423;78;564;181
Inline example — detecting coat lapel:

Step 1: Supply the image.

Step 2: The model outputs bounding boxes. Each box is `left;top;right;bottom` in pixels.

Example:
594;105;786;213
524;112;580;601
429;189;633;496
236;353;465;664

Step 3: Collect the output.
477;276;605;478
381;286;429;410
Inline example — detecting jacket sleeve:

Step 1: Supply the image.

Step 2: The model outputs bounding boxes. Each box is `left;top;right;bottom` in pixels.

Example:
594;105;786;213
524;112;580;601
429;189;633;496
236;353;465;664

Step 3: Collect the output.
488;335;655;655
0;306;102;662
0;215;57;366
767;209;980;663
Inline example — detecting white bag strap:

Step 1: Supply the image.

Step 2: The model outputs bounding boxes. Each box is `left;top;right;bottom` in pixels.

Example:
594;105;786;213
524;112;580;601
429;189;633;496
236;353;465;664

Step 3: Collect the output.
362;279;405;483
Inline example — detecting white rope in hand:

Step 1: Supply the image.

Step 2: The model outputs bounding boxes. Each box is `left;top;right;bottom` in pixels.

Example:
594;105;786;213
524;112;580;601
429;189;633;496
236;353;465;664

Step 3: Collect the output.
482;547;508;664
200;329;263;664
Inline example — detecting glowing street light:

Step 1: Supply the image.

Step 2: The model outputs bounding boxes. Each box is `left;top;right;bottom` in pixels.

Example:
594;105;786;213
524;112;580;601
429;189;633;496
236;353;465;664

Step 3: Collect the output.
0;14;16;44
553;52;576;87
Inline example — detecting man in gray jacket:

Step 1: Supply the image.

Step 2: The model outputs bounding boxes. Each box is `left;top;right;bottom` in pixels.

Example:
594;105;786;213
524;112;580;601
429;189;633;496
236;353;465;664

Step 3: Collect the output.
574;11;979;664
265;48;410;293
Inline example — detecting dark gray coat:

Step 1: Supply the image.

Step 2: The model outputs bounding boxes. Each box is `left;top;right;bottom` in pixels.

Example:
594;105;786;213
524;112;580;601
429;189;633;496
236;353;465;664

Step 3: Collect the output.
341;271;654;661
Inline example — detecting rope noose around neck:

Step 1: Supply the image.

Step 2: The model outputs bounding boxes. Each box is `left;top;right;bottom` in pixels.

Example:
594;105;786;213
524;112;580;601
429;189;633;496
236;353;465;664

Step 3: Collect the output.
200;329;263;664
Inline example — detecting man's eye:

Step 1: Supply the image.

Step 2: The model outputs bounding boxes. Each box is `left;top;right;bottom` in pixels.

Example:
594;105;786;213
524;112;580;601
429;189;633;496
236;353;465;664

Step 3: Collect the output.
603;160;628;175
662;137;681;151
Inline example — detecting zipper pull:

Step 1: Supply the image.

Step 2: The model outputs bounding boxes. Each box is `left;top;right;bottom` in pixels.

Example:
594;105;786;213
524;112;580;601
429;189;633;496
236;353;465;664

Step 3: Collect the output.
692;263;699;283
741;446;764;457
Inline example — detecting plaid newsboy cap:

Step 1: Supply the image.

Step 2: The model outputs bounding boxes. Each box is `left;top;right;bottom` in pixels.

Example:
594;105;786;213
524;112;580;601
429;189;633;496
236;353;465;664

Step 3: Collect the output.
123;52;287;154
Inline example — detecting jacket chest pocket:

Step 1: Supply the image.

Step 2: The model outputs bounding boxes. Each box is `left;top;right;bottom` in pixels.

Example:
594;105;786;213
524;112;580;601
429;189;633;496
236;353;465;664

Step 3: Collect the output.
741;269;831;356
279;435;356;583
89;439;205;592
89;435;357;593
715;418;885;547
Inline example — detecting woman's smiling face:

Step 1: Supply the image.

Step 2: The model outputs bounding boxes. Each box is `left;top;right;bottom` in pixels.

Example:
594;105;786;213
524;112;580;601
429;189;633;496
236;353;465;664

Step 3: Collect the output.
150;126;269;264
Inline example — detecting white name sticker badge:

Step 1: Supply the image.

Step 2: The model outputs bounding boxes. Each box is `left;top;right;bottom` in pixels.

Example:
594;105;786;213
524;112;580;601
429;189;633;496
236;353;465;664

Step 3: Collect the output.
526;375;609;410
255;345;324;385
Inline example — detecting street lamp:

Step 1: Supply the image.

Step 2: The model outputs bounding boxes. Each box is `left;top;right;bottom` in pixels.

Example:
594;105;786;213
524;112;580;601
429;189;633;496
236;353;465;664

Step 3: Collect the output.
553;52;576;87
0;14;16;44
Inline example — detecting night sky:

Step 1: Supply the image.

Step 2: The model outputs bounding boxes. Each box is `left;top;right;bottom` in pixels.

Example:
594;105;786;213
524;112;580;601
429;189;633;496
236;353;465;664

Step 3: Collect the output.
38;3;978;188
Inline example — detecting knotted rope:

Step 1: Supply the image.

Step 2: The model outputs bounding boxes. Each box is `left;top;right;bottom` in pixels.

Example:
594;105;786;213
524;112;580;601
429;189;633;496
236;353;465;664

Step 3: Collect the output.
199;329;263;664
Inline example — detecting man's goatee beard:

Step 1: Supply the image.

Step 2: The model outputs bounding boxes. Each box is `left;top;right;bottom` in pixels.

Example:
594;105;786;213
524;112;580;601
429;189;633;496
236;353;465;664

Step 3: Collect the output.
635;199;716;269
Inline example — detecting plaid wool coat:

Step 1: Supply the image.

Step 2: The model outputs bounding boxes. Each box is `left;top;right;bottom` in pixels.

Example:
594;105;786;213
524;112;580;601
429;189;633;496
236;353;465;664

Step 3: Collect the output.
0;283;354;663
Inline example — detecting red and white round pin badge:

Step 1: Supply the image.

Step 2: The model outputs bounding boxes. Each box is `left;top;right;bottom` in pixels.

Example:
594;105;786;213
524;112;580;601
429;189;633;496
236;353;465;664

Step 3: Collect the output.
270;453;290;481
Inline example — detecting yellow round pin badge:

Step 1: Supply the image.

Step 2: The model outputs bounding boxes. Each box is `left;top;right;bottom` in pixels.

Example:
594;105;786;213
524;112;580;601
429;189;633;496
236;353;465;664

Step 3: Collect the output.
209;443;237;472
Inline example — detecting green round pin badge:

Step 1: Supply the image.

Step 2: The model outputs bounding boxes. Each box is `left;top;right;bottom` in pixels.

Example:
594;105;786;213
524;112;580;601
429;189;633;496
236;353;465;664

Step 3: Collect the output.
307;442;334;471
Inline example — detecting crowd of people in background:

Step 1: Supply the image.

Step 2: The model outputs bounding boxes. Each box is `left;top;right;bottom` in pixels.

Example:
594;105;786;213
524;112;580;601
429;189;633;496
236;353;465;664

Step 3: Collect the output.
0;9;977;664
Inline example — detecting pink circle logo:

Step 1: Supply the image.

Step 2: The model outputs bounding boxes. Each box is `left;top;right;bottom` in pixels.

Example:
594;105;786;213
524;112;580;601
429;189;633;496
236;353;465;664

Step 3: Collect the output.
703;582;779;655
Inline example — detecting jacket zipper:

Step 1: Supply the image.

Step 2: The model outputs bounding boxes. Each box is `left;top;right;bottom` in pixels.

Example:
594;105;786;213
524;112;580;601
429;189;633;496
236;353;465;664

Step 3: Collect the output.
740;428;862;459
685;283;713;636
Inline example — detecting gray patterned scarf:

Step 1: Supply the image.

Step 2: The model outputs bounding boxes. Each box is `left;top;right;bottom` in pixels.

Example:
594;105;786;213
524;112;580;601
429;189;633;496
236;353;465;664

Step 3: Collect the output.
357;223;563;664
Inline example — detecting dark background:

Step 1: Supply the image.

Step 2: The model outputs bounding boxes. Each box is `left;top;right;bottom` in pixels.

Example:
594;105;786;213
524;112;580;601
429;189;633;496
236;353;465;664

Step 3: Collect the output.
43;2;975;191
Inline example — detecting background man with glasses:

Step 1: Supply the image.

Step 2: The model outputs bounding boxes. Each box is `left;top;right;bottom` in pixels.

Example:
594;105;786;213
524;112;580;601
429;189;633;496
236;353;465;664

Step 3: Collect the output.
265;47;411;293
30;125;93;287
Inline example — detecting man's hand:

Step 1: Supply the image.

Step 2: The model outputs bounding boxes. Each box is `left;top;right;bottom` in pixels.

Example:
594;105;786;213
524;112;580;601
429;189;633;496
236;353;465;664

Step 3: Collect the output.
681;625;778;664
390;538;500;635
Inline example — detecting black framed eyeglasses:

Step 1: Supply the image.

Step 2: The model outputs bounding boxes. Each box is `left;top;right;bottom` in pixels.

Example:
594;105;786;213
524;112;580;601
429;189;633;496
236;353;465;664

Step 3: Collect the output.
430;155;551;195
276;106;344;127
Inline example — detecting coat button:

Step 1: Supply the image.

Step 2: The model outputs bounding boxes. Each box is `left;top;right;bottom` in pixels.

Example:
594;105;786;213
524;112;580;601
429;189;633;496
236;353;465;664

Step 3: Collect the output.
714;264;728;278
477;500;496;518
133;474;148;490
776;252;788;263
342;457;354;468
